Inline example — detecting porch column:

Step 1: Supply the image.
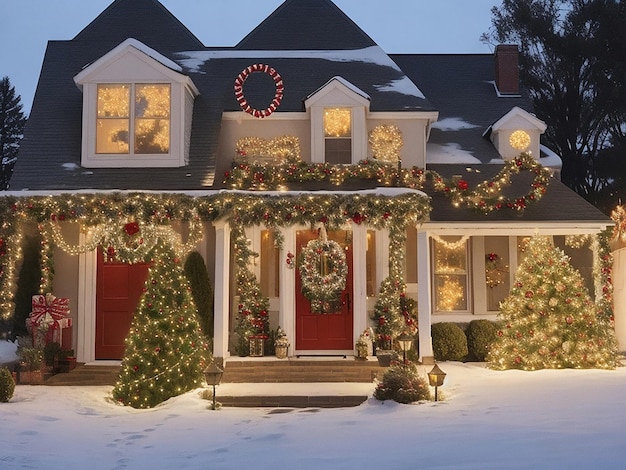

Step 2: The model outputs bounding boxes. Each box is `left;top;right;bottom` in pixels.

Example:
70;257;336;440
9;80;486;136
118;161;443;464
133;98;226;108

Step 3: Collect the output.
77;244;97;363
213;220;231;359
376;229;390;288
279;227;297;350
611;247;626;350
417;230;434;362
352;224;368;345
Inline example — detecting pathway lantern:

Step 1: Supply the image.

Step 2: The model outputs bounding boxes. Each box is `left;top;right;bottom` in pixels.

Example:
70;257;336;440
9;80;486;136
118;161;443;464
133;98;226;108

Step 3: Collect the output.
428;364;447;402
204;362;223;410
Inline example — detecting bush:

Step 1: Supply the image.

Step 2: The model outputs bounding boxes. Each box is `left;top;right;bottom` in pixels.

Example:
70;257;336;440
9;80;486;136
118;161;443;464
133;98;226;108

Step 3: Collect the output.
0;367;15;402
183;251;214;339
374;363;431;404
466;319;499;362
431;322;468;361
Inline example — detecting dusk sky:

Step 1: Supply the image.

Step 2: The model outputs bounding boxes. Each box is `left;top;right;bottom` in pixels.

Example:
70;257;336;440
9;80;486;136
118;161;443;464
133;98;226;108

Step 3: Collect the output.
1;0;500;114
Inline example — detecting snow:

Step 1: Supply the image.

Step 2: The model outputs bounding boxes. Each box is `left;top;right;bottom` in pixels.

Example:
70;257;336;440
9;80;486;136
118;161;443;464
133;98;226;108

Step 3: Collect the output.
1;339;626;469
431;117;479;131
176;46;426;99
426;143;481;164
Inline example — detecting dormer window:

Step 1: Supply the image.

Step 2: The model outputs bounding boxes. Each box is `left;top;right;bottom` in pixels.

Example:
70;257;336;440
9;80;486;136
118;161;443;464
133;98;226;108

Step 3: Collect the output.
96;84;171;155
324;108;352;164
74;39;198;169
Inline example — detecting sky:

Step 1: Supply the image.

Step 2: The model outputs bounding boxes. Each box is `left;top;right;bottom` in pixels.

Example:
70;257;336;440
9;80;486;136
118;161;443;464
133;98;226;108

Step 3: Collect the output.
1;338;626;469
0;0;500;115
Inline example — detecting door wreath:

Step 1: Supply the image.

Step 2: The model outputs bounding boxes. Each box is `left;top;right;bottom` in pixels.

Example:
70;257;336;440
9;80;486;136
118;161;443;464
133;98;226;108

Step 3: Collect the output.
298;226;348;313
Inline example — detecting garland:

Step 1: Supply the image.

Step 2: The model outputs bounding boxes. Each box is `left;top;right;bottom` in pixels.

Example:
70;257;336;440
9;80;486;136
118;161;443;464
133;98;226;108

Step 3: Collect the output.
298;226;348;313
485;252;508;288
234;64;284;118
224;153;552;214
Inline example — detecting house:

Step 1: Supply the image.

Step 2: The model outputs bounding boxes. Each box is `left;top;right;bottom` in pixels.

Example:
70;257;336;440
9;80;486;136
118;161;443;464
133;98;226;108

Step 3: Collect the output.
6;0;612;366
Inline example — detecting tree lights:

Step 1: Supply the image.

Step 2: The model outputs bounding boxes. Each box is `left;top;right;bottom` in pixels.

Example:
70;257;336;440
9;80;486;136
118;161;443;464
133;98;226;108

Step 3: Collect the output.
488;236;620;370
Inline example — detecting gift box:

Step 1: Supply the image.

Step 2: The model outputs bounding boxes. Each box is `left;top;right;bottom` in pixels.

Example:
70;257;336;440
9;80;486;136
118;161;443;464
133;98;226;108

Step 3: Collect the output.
27;294;71;348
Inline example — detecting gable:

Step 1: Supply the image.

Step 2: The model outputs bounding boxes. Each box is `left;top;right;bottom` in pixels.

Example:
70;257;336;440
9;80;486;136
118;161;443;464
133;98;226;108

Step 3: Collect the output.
236;0;376;51
73;0;204;54
305;77;370;109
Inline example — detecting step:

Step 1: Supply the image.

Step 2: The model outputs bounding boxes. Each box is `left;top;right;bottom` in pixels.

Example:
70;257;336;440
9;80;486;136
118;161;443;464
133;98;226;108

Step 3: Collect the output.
221;357;384;383
215;382;375;408
44;364;120;386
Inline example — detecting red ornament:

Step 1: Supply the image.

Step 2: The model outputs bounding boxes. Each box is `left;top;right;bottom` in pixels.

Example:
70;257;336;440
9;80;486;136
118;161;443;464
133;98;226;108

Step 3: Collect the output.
525;291;534;298
124;222;140;236
457;180;469;190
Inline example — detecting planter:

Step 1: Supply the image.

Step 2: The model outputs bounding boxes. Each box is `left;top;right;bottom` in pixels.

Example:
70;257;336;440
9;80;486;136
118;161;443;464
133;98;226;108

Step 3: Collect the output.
275;344;289;359
249;337;265;357
59;357;77;373
376;350;395;367
19;369;44;385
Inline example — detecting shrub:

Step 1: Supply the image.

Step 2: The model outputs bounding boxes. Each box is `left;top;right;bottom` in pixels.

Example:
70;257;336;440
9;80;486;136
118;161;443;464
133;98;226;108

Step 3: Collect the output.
183;251;214;339
466;319;499;361
0;367;15;402
43;341;62;365
374;363;431;404
431;322;468;361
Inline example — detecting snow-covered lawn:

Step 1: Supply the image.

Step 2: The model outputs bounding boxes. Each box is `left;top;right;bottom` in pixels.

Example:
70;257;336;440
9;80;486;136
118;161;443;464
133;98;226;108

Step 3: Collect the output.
1;339;625;469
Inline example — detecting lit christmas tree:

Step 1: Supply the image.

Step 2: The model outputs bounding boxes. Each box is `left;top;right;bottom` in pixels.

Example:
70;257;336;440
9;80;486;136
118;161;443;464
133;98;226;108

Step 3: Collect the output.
488;236;619;370
112;239;210;408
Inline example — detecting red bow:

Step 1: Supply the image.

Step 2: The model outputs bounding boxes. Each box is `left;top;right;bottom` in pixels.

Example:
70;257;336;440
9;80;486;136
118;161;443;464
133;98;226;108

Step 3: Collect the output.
29;294;69;329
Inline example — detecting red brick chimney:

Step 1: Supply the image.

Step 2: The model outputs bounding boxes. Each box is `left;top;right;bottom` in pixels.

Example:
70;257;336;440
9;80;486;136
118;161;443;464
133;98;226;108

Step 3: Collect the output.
495;44;519;95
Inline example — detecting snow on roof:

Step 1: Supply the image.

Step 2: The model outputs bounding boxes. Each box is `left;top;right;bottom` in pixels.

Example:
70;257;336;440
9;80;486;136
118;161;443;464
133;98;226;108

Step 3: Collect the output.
176;46;425;99
539;145;563;169
123;38;183;72
426;143;481;164
431;117;479;131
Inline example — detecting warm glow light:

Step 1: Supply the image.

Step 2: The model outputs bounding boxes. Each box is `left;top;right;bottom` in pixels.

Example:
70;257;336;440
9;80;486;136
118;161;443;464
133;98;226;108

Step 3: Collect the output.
509;130;531;150
324;108;351;137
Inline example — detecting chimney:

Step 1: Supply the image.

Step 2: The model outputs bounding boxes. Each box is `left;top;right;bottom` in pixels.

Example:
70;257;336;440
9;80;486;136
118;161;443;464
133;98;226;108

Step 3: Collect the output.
495;44;519;95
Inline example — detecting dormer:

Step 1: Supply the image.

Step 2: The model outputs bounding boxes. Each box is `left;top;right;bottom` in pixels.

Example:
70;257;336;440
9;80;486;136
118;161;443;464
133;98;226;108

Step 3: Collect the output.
74;38;199;168
487;107;547;161
305;77;370;164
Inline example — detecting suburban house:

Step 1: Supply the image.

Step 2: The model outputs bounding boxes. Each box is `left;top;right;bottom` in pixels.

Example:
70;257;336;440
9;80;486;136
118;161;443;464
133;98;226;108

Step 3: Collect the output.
6;0;613;367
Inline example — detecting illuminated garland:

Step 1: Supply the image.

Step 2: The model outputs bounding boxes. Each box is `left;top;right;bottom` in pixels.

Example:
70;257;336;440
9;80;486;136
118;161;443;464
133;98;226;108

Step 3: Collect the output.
234;64;284;118
224;153;552;213
235;135;300;164
298;226;348;313
485;252;508;288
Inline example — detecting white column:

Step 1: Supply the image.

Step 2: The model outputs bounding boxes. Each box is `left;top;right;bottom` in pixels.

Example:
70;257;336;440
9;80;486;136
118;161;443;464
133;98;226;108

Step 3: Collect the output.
279;227;297;351
213;221;231;359
376;229;390;287
417;231;434;361
612;247;626;350
77;244;97;363
352;224;368;346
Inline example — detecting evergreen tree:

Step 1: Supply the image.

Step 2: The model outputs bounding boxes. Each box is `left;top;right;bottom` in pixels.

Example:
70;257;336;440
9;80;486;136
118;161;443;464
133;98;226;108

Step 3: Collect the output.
488;236;619;370
183;250;214;339
12;234;43;338
112;239;211;408
0;77;26;190
483;0;626;210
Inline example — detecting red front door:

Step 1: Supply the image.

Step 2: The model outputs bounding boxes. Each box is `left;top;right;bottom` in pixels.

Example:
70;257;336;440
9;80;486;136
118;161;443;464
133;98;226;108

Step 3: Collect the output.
295;229;353;351
95;249;150;359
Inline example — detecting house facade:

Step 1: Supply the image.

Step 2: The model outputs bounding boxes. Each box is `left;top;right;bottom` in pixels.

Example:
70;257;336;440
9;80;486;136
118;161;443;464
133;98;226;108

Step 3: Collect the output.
7;0;612;365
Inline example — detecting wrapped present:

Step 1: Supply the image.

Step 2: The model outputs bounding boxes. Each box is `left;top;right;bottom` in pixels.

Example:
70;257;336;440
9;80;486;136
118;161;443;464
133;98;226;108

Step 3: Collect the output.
27;294;71;347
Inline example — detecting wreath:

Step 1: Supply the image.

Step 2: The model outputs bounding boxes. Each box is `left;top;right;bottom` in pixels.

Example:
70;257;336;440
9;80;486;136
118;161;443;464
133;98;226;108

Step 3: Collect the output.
298;227;348;313
234;64;284;118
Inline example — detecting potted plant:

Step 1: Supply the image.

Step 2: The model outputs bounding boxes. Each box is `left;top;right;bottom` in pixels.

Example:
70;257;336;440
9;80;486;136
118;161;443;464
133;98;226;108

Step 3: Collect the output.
17;346;44;384
43;341;62;374
274;327;290;359
58;349;76;373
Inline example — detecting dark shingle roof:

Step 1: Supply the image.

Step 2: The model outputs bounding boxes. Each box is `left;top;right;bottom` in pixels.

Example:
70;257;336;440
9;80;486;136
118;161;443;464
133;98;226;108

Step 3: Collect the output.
235;0;376;51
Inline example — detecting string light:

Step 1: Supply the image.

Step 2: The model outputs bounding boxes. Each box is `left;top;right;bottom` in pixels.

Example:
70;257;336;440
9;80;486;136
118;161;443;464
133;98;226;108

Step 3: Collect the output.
369;124;403;163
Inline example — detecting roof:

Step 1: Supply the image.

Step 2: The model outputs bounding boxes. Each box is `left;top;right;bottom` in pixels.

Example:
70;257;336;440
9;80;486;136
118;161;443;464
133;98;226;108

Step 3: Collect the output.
235;0;377;51
8;0;610;227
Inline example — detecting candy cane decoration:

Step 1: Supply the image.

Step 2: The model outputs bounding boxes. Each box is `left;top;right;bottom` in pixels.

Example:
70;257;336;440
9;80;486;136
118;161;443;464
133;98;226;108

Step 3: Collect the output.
234;64;284;118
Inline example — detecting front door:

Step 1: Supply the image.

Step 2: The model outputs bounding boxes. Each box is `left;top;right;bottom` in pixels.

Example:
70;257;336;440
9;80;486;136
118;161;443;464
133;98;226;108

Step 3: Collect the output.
95;249;150;359
295;229;353;351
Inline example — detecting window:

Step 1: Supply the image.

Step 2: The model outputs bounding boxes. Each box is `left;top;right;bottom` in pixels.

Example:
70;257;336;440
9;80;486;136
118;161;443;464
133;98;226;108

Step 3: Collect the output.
97;83;170;155
324;107;351;164
432;236;470;312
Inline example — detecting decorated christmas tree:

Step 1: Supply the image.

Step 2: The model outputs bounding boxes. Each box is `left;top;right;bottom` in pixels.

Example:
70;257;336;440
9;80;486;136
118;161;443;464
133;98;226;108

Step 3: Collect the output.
112;239;210;408
488;236;619;370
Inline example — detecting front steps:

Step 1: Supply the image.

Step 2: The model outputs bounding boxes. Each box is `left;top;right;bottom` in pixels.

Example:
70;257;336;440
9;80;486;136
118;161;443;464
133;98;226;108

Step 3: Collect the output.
44;364;120;386
221;357;384;383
